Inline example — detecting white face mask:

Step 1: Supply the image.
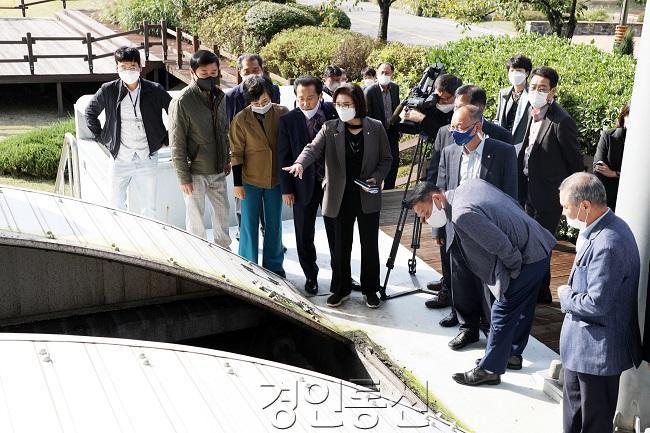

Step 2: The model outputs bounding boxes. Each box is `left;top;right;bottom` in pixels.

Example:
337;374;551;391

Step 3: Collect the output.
377;74;392;86
436;103;454;113
119;70;140;85
336;106;356;122
508;71;527;87
300;102;320;120
528;90;549;109
241;73;262;82
624;116;629;129
566;205;588;231
363;79;375;87
426;204;448;228
328;82;341;92
251;101;273;115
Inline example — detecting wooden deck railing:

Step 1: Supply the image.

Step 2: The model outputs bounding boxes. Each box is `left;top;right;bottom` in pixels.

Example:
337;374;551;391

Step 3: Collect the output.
0;0;67;17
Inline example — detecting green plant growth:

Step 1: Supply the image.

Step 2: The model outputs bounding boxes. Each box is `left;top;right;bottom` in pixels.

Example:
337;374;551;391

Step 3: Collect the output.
261;26;369;79
246;2;319;45
366;42;431;98
580;7;610;22
614;28;635;56
0;119;73;179
103;0;181;33
198;1;259;54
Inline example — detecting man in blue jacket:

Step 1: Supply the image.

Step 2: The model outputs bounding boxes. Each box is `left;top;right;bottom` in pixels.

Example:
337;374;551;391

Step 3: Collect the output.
558;172;643;433
409;179;556;385
277;76;338;294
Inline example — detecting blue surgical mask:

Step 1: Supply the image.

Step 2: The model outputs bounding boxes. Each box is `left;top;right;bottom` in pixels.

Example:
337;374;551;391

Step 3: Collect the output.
451;124;476;146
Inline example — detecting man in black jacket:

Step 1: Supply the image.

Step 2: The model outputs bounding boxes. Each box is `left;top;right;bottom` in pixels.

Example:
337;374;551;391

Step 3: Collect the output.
364;62;401;189
225;53;280;123
278;76;338;294
85;46;171;218
518;66;584;303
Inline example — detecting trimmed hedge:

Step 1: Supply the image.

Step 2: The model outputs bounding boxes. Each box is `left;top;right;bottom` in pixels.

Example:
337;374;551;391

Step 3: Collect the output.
261;26;380;80
246;2;319;46
368;34;635;155
199;1;260;54
104;0;181;33
366;42;430;98
0;119;73;179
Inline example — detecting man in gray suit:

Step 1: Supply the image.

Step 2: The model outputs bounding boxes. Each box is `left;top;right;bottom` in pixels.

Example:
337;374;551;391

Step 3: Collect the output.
557;173;643;433
409;178;556;385
434;104;518;350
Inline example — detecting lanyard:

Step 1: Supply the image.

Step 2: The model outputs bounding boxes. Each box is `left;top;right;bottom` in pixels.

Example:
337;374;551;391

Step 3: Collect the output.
127;87;140;119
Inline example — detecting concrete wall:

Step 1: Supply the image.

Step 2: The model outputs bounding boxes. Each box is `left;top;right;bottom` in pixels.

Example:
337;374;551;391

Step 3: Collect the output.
526;21;644;36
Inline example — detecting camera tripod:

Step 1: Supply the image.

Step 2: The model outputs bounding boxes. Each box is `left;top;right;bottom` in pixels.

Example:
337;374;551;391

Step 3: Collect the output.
379;134;440;301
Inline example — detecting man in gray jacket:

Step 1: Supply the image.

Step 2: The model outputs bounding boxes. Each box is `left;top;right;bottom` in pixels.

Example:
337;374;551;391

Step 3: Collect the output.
409;179;556;385
169;50;231;248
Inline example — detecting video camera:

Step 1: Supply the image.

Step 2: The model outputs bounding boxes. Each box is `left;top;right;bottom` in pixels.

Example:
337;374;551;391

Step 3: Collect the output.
389;63;445;135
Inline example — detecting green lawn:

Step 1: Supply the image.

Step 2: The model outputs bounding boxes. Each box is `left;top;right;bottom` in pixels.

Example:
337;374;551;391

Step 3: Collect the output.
0;175;55;192
0;0;102;17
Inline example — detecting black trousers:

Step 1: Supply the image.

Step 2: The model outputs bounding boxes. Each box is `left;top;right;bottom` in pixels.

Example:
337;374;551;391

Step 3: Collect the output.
563;368;621;433
293;181;335;281
436;229;452;295
449;239;490;331
525;202;561;296
330;189;380;296
383;130;400;190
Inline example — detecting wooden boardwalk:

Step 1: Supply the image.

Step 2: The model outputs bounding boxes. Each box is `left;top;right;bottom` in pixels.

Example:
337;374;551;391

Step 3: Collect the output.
379;190;572;354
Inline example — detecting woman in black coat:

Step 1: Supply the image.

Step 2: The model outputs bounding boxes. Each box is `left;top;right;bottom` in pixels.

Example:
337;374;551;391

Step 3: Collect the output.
593;103;629;211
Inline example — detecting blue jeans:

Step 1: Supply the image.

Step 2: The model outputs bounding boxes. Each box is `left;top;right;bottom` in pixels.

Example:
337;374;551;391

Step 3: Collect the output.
479;256;551;374
238;183;284;273
109;152;158;218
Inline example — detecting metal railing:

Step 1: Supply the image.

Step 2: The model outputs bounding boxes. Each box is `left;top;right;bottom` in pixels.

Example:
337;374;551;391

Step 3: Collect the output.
0;0;66;17
54;132;80;198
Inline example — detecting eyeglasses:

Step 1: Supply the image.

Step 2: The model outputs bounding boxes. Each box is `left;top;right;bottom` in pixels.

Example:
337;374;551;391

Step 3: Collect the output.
448;123;476;133
297;95;318;103
335;103;354;109
251;99;271;108
117;66;140;72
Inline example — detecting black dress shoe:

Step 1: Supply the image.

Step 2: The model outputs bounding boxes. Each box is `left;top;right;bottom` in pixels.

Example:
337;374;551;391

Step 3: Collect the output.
273;270;287;279
439;310;459;327
350;278;361;291
426;280;444;292
452;367;501;386
424;291;451;309
304;278;318;295
537;289;553;304
448;329;480;350
475;355;523;371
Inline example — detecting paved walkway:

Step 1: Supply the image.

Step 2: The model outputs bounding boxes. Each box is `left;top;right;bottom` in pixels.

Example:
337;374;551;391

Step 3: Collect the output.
299;0;511;45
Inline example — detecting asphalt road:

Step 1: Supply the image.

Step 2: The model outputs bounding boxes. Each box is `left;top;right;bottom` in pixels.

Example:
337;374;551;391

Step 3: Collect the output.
299;0;512;46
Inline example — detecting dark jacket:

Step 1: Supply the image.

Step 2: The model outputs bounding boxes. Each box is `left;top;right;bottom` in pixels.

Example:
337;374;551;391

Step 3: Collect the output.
594;127;626;210
225;81;281;123
435;137;518;239
277;102;338;205
364;82;401;143
169;81;230;185
517;101;584;214
426;120;512;184
85;78;172;158
295;117;392;217
495;87;531;146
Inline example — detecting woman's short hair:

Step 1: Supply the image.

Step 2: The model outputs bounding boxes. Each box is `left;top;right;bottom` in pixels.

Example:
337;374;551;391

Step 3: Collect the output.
332;83;367;118
243;75;274;104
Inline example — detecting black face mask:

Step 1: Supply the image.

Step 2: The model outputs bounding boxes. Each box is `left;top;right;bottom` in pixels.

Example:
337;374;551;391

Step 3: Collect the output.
195;76;216;91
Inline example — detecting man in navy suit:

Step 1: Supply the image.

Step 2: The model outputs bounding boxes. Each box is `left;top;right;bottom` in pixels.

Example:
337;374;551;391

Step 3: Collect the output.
433;104;518;351
557;173;643;433
225;53;281;123
410;178;555;385
277;76;338;294
424;86;513;324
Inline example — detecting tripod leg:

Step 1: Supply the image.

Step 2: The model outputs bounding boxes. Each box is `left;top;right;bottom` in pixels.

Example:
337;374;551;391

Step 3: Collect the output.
380;205;410;300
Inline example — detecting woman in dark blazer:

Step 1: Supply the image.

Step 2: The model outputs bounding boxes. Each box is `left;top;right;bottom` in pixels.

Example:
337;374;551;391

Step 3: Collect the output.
593;103;629;211
283;83;392;308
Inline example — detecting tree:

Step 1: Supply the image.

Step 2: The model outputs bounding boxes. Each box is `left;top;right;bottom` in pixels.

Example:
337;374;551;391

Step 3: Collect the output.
437;0;585;39
376;0;398;41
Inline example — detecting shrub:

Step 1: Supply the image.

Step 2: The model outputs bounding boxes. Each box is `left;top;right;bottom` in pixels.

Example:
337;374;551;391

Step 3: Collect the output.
638;12;644;23
320;3;352;29
245;2;318;45
331;35;383;81
199;1;260;54
614;28;635;56
0;119;73;179
366;42;430;98
261;26;361;78
421;34;635;155
580;8;610;22
104;0;181;33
